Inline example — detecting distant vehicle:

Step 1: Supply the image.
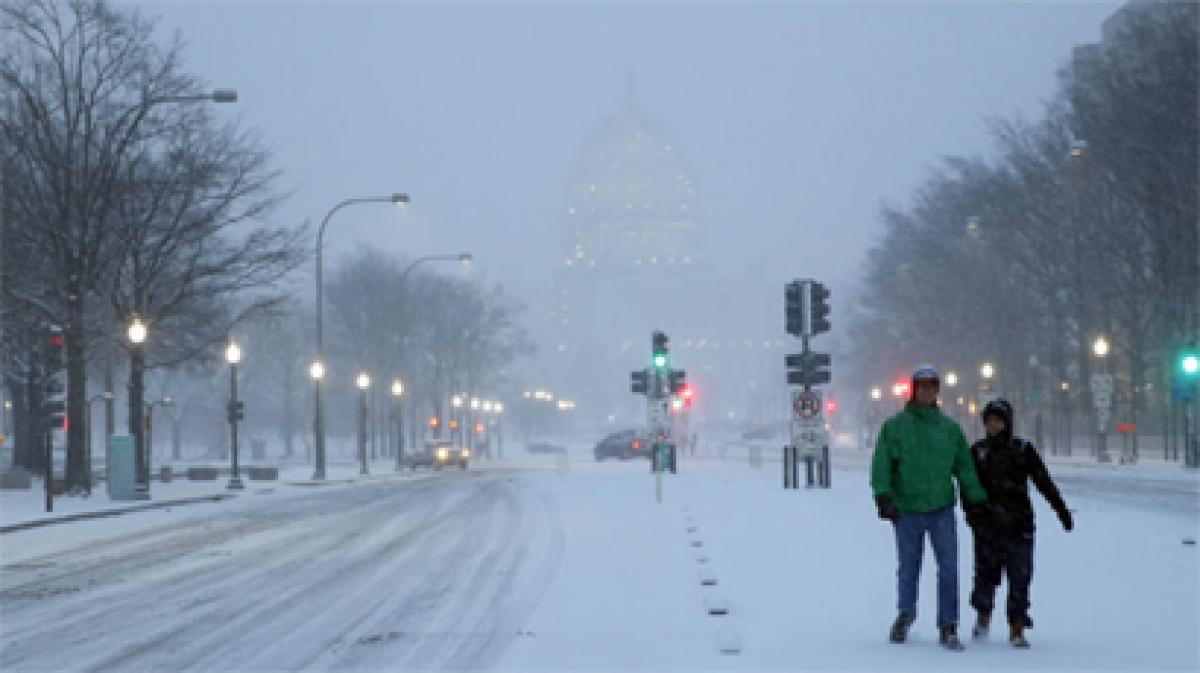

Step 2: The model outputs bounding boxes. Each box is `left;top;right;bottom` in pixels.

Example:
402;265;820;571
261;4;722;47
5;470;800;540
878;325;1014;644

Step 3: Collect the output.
740;425;775;441
594;430;649;461
404;440;469;470
526;442;566;454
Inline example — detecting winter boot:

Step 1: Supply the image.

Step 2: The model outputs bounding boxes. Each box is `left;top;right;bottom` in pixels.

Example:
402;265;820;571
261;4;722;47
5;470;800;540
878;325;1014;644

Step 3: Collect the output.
972;611;991;639
939;624;965;651
1009;621;1030;649
888;612;914;644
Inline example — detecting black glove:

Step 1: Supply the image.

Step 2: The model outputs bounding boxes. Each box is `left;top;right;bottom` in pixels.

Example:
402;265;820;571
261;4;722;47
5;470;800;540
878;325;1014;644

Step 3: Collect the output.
964;502;989;529
1056;507;1074;532
875;494;900;522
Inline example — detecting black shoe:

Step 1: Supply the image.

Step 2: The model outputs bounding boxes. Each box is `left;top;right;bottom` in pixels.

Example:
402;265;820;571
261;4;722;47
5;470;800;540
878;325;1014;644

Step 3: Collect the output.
972;611;991;639
939;624;965;651
889;612;914;643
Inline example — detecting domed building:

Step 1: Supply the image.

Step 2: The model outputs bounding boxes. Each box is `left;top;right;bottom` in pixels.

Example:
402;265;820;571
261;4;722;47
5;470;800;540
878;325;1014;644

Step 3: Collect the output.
560;83;701;274
535;80;794;439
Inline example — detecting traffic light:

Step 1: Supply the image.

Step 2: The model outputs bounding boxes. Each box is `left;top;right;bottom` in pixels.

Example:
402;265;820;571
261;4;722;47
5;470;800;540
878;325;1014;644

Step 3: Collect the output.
809;282;831;335
825;398;838;415
631;369;649;394
681;385;695;409
1174;346;1199;401
1181;349;1199;377
652;331;669;370
43;325;67;430
668;369;686;394
227;400;245;422
785;351;831;387
43;377;66;430
670;397;684;413
785;281;804;336
45;325;65;372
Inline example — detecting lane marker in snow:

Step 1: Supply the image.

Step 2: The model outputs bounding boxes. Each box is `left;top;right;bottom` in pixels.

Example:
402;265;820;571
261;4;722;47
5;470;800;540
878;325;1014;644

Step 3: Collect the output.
715;626;743;655
704;594;730;616
694;552;710;564
698;570;718;587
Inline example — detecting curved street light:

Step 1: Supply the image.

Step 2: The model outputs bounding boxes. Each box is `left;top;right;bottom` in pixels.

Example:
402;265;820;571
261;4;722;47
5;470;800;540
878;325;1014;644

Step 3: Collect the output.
312;193;409;481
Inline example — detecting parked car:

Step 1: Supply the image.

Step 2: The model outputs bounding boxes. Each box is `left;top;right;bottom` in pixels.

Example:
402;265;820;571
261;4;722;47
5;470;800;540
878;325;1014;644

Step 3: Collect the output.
404;440;469;470
593;430;649;461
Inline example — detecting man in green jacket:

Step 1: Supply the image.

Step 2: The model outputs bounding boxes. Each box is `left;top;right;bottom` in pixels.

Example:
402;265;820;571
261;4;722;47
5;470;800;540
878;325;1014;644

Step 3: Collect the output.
871;364;988;651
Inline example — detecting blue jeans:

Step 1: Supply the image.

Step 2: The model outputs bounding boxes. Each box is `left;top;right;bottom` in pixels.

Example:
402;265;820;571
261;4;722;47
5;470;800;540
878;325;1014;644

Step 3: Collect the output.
893;505;959;628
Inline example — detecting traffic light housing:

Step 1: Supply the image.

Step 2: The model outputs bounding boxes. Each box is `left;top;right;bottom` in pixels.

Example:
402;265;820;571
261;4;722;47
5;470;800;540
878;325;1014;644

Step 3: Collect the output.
785;281;804;336
668;369;686;395
652;331;669;370
1174;346;1199;401
43;325;66;430
808;282;831;335
44;324;65;372
786;351;831;387
43;377;66;430
631;369;649;394
227;400;245;422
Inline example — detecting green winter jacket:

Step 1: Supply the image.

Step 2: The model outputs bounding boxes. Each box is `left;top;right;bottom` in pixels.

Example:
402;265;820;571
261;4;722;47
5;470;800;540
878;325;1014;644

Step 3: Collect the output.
870;403;987;513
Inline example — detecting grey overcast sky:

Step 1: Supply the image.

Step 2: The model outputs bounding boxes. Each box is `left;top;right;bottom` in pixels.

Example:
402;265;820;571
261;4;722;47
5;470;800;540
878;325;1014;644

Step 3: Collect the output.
130;0;1120;315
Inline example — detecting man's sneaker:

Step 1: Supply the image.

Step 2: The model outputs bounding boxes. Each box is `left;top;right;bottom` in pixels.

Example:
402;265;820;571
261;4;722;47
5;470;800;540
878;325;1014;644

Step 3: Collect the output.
1009;622;1030;649
939;624;965;651
888;612;914;643
972;611;991;639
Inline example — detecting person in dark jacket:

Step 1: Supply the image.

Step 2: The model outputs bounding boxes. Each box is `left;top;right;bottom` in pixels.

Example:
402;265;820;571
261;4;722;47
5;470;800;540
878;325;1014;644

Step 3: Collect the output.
871;364;989;651
965;398;1073;649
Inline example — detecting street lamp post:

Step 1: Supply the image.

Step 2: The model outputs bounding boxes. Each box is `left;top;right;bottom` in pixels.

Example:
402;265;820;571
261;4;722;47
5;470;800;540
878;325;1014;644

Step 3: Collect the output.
1092;336;1112;463
451;395;464;446
313;193;410;481
127;316;149;500
225;340;244;490
469;397;480;456
392;379;405;471
357;373;371;475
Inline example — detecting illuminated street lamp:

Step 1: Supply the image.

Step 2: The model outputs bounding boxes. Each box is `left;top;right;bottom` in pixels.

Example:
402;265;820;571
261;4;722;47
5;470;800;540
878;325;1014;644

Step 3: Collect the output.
1092;335;1112;463
356;373;371;475
127;316;150;500
225;339;244;490
945;371;958;388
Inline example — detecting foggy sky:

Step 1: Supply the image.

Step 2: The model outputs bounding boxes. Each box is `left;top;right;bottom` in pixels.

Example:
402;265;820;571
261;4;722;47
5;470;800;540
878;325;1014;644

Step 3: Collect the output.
129;0;1120;343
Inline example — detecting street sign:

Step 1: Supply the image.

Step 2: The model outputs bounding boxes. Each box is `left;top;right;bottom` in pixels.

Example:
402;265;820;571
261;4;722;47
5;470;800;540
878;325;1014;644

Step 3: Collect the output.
1091;373;1114;410
792;390;821;419
791;419;825;458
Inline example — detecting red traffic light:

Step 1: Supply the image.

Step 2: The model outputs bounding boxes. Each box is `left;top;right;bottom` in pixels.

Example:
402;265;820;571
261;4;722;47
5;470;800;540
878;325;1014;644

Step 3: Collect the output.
681;385;694;400
50;333;64;347
825;398;838;414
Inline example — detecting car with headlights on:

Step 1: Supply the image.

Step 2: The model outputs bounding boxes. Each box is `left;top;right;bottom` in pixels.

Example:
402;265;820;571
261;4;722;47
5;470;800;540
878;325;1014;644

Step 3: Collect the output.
404;440;469;470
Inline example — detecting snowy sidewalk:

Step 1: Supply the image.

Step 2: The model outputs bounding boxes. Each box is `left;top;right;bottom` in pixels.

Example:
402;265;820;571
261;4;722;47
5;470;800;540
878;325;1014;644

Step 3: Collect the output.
498;455;1199;672
0;460;422;533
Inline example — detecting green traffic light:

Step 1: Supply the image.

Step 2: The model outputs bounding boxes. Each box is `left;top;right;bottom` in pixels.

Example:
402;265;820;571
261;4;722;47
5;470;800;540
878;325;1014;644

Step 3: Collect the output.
1182;353;1200;376
653;353;668;369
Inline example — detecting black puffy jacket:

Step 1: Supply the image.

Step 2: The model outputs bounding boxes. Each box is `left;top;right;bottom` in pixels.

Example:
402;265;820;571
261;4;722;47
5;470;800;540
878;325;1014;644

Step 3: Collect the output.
969;403;1070;533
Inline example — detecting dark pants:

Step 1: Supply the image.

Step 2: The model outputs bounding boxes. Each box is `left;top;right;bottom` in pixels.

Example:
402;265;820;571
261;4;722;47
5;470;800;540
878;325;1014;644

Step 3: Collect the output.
970;529;1034;625
893;505;958;628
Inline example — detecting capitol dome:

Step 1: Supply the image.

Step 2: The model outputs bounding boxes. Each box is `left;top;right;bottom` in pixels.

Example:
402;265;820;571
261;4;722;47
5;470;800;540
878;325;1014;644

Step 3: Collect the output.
562;81;700;272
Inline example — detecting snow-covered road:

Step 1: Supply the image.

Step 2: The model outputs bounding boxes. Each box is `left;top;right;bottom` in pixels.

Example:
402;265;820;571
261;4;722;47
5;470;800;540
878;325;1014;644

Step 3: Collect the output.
0;471;562;672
